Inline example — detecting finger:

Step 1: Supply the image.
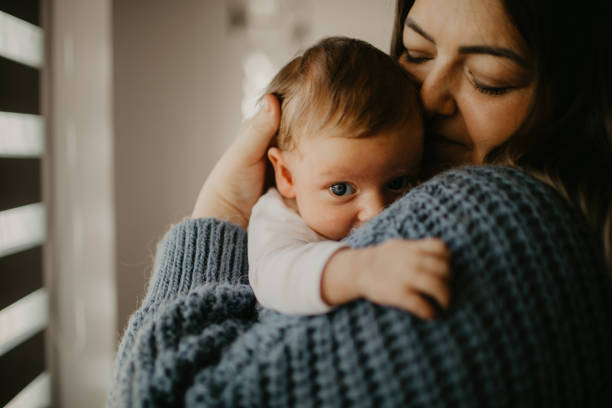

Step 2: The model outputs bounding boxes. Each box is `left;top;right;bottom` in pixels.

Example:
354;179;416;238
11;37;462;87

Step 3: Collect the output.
416;238;450;259
415;256;451;279
406;272;451;309
234;94;281;161
393;292;437;320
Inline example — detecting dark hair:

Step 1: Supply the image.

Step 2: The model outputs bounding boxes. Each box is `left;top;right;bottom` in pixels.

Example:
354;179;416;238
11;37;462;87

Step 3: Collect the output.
391;0;612;271
266;36;420;150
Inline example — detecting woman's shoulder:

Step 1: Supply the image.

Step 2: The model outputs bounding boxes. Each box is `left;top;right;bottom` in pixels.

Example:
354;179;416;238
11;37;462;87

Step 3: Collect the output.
420;164;564;209
418;164;591;236
347;165;602;271
340;165;612;405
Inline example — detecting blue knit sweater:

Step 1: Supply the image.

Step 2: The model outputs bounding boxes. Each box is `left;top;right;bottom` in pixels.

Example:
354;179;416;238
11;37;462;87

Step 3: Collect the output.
108;166;612;407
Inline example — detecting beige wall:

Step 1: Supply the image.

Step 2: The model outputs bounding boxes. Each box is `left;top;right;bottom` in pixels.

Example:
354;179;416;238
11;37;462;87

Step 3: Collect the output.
112;0;395;335
113;0;246;336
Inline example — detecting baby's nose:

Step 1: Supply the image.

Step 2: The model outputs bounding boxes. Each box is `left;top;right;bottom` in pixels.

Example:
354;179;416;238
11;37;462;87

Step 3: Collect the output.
358;193;385;223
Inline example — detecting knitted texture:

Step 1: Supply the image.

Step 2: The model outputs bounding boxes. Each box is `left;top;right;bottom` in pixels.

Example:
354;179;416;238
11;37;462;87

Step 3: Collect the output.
108;166;612;407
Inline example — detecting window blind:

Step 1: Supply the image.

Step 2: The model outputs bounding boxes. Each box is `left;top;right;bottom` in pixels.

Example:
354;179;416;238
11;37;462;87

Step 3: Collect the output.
0;1;50;406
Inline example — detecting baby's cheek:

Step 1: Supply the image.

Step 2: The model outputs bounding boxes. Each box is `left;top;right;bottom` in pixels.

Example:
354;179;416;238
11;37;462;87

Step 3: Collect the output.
308;209;354;241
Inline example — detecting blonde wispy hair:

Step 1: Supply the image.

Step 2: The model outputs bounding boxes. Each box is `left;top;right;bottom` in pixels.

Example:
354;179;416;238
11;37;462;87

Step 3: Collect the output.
265;36;421;151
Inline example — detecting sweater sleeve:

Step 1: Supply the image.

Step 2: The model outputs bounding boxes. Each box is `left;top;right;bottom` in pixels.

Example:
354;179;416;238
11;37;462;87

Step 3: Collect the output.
141;217;249;309
107;217;252;407
108;166;612;407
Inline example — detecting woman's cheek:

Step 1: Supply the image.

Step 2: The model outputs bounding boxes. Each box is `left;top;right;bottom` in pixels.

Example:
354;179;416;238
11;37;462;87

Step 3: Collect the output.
469;91;534;160
465;102;515;162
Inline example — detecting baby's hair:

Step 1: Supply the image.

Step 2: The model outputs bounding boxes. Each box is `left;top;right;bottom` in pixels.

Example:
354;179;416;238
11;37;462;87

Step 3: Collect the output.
264;36;421;151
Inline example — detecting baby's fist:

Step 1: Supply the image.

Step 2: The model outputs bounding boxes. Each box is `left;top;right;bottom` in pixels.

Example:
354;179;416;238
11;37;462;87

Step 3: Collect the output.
357;238;451;319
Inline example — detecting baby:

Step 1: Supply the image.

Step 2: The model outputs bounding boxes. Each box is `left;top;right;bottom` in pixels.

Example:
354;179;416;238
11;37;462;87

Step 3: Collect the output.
248;37;450;316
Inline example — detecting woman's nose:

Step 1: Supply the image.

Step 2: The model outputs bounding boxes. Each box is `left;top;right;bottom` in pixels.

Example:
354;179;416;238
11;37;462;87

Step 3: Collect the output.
419;60;457;117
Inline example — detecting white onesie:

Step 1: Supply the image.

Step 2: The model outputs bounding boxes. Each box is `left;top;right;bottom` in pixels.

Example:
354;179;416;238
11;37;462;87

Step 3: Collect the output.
248;188;348;315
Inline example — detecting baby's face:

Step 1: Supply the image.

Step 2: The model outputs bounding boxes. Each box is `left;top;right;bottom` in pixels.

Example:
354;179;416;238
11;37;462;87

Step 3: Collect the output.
286;122;423;240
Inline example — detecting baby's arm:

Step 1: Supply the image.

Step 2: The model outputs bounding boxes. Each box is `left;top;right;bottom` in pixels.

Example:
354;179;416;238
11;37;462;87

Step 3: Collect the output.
250;189;451;318
248;189;347;315
322;238;451;319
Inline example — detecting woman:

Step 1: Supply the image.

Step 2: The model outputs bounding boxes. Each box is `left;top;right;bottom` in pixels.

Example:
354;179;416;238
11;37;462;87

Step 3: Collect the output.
109;0;612;406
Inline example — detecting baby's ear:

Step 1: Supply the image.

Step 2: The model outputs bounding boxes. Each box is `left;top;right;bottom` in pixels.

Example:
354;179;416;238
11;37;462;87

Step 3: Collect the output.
267;147;296;199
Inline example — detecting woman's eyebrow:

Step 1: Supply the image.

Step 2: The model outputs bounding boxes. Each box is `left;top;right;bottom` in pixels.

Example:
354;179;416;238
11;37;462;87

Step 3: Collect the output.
405;17;436;44
458;45;530;68
405;17;530;68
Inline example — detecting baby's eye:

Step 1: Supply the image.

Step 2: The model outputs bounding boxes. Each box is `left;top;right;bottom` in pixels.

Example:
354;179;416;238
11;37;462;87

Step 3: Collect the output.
387;176;413;192
329;183;355;197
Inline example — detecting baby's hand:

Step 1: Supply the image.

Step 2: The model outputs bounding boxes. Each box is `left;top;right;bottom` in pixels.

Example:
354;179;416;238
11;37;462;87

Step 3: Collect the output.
356;238;451;319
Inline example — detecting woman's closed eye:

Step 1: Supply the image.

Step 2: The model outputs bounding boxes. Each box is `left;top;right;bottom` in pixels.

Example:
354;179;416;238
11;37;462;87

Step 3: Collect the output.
403;49;433;64
402;47;518;97
329;183;356;197
472;82;510;96
465;69;513;96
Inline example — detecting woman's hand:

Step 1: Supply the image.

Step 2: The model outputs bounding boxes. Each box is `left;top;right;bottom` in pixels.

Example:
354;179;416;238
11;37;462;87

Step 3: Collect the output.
191;94;281;227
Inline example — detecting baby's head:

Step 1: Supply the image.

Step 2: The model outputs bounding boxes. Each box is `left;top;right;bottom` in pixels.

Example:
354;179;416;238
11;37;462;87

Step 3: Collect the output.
266;37;423;240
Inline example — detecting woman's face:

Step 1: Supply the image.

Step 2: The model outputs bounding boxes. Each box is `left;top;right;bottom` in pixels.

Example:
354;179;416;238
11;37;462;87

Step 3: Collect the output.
398;0;534;176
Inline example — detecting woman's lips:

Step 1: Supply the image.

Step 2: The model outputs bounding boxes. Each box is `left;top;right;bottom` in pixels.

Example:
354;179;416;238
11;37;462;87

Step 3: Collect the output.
424;133;472;168
426;132;468;148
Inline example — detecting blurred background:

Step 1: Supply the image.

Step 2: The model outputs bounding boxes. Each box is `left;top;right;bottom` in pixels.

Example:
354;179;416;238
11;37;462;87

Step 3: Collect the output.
1;0;395;406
